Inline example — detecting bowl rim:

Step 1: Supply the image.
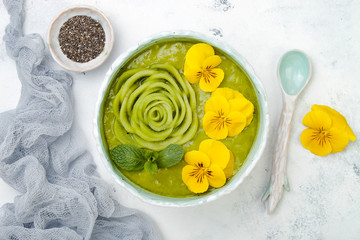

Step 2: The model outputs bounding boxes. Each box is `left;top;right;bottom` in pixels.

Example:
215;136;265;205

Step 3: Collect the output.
94;30;269;207
47;5;114;72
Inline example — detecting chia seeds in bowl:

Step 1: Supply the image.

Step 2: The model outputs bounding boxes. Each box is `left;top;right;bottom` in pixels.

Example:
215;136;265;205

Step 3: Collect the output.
59;15;106;63
48;6;114;72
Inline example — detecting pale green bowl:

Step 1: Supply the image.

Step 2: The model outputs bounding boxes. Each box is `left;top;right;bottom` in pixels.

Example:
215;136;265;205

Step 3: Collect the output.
94;31;269;207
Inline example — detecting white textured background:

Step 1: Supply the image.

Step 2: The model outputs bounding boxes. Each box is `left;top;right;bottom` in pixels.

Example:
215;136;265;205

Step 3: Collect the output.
1;0;360;239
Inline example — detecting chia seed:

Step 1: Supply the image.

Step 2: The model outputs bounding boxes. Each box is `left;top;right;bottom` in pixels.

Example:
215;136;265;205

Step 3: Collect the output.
58;15;105;63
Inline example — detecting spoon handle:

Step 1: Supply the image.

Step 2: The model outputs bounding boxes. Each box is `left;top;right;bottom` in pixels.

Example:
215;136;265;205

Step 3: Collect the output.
262;95;296;213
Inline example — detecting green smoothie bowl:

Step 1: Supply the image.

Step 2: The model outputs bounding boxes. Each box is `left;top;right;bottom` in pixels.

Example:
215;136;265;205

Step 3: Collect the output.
94;31;269;207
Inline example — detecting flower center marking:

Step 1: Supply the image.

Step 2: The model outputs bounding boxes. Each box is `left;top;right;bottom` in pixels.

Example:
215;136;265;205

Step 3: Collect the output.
188;162;216;184
208;110;232;130
190;165;207;183
311;128;332;146
196;68;218;84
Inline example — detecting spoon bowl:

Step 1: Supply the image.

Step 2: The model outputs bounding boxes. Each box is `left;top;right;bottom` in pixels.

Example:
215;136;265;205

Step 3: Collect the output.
278;50;311;96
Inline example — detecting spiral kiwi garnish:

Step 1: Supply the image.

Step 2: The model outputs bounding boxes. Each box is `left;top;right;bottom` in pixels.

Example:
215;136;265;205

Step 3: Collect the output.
112;63;198;151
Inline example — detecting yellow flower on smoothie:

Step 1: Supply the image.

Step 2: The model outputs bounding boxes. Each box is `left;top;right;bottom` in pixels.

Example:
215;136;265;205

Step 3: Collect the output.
203;88;254;140
183;43;224;92
212;87;254;126
300;105;356;156
182;140;234;193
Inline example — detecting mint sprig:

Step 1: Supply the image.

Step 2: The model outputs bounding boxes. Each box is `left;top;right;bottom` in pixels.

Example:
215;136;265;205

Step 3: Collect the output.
110;144;184;174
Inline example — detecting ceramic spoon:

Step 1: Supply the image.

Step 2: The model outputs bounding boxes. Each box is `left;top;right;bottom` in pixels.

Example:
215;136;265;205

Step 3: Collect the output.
262;50;311;214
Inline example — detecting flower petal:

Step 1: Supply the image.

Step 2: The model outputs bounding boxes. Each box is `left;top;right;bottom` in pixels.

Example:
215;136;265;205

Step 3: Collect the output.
182;165;197;185
199;139;230;169
229;98;254;126
184;150;211;167
199;68;224;92
202;55;222;69
223;151;235;178
204;95;229;115
184;43;215;69
184;65;201;84
203;112;229;140
212;87;244;101
302;110;332;130
300;128;332;156
206;164;226;188
312;105;356;141
226;112;246;137
328;127;350;153
182;165;209;193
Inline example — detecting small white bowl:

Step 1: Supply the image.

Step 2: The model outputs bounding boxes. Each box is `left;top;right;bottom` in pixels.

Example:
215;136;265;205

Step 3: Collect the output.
47;6;114;72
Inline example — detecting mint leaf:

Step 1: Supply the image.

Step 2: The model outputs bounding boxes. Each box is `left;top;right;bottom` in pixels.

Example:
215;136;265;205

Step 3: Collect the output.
110;145;146;171
144;161;158;174
156;144;184;168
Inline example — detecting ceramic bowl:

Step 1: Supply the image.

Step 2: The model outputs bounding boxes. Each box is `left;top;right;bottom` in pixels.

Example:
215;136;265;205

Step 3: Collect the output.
94;31;269;207
47;6;114;72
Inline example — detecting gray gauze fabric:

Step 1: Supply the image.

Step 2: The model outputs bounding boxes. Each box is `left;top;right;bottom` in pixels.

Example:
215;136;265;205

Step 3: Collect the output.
0;0;161;239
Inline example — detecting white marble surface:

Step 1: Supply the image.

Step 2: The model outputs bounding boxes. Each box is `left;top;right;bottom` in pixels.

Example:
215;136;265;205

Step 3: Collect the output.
1;0;360;239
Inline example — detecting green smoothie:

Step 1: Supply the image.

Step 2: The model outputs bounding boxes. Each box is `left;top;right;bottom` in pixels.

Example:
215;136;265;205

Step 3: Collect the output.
102;40;259;197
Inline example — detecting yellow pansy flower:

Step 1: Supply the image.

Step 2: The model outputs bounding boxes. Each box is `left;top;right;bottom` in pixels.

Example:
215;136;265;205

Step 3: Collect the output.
182;139;234;193
183;43;224;92
203;95;246;140
212;88;254;126
300;105;356;156
202;88;254;140
311;105;356;141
